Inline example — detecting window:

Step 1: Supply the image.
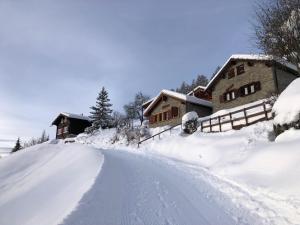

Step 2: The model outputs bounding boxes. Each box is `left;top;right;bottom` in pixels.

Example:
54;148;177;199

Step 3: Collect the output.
163;112;167;121
228;68;235;79
240;82;261;97
57;128;62;135
236;64;245;75
231;91;235;99
250;84;255;93
171;107;179;118
244;87;248;95
63;126;68;133
159;113;162;122
224;90;236;102
226;93;231;101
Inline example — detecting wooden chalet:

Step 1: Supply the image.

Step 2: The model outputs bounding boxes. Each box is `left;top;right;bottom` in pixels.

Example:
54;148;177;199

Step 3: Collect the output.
143;90;212;128
52;112;92;139
205;54;299;113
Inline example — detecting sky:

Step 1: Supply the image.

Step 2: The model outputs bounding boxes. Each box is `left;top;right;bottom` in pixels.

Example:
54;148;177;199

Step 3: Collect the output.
0;0;259;146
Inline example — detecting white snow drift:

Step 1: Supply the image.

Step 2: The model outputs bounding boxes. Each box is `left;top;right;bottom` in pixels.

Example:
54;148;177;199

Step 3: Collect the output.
273;78;300;125
0;142;103;225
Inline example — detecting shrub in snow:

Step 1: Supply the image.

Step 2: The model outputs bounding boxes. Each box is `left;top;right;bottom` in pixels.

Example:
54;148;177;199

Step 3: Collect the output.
111;127;142;145
140;120;151;138
182;111;199;134
273;78;300;136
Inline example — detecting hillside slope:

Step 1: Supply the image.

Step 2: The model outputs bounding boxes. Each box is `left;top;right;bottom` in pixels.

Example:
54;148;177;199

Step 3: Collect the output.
0;142;103;225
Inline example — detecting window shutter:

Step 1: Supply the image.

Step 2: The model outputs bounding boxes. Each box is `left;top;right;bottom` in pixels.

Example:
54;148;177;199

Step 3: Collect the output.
167;110;172;120
255;82;261;91
149;116;153;124
238;87;244;97
234;89;240;98
171;107;179;118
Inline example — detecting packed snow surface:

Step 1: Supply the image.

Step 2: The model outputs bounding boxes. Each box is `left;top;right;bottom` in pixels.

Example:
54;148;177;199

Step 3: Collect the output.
0;142;103;225
61;150;254;225
273;78;300;125
78;121;300;225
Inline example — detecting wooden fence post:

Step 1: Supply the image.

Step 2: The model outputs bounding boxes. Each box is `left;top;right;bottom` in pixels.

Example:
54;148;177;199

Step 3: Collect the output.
243;108;248;126
209;118;212;132
218;116;222;132
263;102;268;120
229;112;233;129
201;121;203;132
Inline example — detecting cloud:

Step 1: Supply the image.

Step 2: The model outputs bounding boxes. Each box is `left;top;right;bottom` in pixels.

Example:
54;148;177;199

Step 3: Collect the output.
0;0;256;140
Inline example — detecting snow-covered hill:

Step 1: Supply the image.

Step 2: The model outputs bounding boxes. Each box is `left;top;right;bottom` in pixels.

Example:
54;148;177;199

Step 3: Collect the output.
0;142;103;225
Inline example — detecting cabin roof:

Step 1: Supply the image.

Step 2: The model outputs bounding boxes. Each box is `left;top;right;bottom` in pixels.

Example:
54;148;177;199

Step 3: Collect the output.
205;54;298;90
187;85;206;96
144;89;212;116
51;112;91;126
142;97;155;106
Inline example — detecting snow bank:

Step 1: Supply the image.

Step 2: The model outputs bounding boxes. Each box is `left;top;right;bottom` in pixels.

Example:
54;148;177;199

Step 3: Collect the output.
273;78;300;125
0;142;103;225
138;122;300;224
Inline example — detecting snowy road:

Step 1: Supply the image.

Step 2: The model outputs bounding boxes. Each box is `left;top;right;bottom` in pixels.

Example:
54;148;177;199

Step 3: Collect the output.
61;150;240;225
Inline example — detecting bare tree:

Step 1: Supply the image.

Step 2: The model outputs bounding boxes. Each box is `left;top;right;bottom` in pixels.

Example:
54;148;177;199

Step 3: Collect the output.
124;92;150;126
253;0;300;72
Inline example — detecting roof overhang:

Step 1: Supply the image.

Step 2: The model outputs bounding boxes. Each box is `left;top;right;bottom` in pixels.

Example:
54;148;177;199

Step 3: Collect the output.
143;90;212;117
51;112;91;126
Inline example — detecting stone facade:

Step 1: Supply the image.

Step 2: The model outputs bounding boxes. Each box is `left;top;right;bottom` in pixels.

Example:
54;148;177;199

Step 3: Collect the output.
147;95;212;128
186;102;212;117
211;60;297;112
148;95;185;128
211;61;277;112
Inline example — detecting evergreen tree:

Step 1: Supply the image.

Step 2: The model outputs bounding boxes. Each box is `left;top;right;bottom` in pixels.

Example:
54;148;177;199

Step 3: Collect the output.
194;74;209;87
89;87;113;130
210;66;221;80
40;130;49;143
12;138;22;153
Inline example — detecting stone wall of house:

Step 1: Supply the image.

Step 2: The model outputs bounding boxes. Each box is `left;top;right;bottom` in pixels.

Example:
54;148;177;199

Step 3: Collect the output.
186;103;212;118
149;95;186;128
275;67;299;93
212;61;276;112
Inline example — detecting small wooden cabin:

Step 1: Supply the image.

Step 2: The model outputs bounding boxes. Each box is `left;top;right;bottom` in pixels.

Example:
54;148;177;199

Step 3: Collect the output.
51;112;92;139
143;90;212;128
205;54;299;113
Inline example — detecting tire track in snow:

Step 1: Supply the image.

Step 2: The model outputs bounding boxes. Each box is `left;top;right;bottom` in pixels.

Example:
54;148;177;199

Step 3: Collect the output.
61;150;240;225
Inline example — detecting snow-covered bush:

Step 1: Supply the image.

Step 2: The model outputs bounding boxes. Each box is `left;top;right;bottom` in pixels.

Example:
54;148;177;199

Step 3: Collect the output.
273;78;300;136
140;120;151;138
182;111;199;134
111;126;145;145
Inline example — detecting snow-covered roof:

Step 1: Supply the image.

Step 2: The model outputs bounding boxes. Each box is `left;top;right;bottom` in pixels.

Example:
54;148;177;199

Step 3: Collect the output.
187;85;206;96
60;112;91;121
142;97;155;106
206;54;298;90
51;112;91;125
144;89;212;115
